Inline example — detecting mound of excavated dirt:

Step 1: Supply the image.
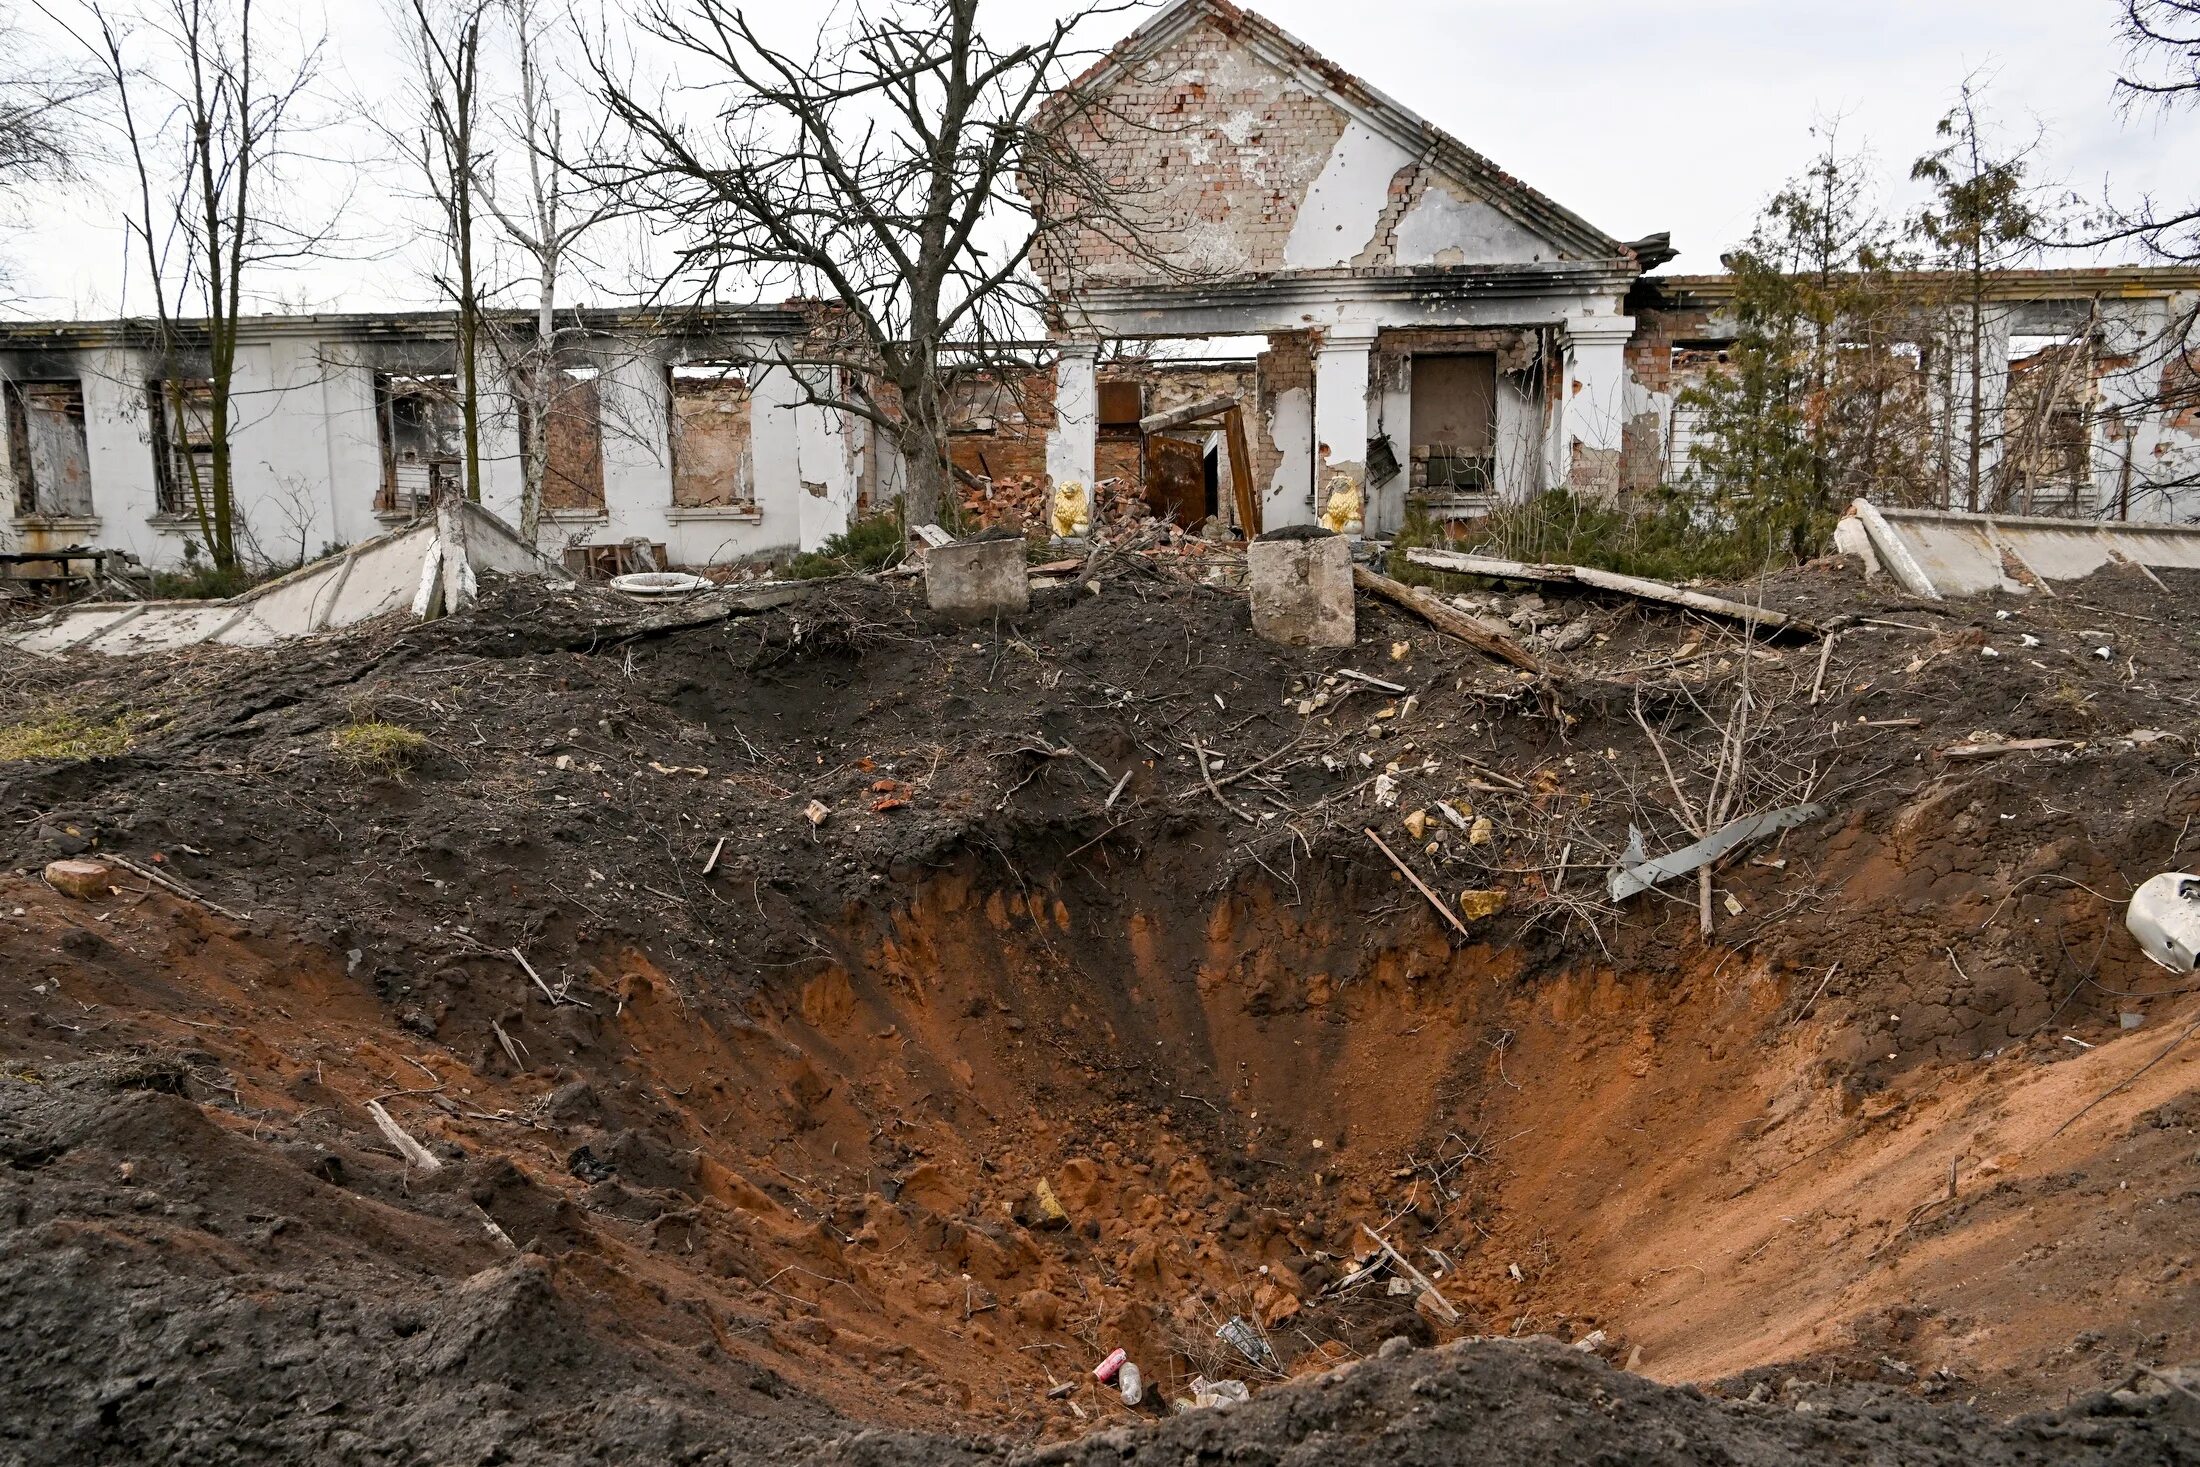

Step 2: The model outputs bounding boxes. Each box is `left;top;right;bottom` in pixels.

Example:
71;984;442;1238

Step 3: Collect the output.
2;550;2197;1464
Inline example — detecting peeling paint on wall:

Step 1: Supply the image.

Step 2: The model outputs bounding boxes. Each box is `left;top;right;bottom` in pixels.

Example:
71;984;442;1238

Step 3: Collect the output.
1395;181;1558;268
1282;119;1415;269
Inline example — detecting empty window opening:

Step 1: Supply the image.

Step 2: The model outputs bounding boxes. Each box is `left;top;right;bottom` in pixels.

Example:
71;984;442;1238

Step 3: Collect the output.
2004;336;2095;515
5;381;93;518
1410;354;1496;499
146;379;215;518
669;365;755;509
375;372;464;515
518;367;606;513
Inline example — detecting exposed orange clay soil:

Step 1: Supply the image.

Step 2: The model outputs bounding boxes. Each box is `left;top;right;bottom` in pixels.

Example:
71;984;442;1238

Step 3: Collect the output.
10;846;2193;1439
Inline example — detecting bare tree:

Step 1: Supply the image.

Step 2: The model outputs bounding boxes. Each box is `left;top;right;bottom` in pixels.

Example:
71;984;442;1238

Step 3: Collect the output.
1;6;87;191
2099;0;2200;261
478;0;624;547
52;0;328;571
581;0;1148;527
385;0;490;506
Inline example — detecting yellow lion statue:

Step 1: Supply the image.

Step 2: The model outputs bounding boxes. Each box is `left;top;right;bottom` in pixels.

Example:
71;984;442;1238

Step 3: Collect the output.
1051;480;1091;538
1318;474;1363;535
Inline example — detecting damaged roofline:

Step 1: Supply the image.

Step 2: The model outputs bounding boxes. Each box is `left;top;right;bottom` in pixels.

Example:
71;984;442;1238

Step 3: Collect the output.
1070;261;1638;314
0;302;818;355
1642;265;2200;309
1042;0;1635;269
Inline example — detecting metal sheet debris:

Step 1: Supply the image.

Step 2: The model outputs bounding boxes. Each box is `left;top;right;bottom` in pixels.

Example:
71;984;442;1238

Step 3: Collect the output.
1608;804;1825;903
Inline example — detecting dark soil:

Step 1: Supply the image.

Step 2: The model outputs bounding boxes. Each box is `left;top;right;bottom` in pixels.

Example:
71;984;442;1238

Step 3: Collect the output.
2;549;2197;1464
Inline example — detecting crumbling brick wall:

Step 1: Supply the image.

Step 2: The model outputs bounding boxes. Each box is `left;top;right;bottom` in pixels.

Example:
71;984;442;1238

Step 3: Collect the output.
947;359;1259;513
1041;15;1347;289
1619;303;1719;494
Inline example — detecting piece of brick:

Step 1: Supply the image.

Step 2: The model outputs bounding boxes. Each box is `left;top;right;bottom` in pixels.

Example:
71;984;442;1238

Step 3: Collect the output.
44;859;113;900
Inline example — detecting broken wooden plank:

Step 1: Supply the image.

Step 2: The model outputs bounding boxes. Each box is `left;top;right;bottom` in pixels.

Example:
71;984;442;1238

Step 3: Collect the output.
1352;566;1546;674
1364;828;1471;940
366;1099;443;1173
1139;393;1237;436
1224;407;1260;537
1938;737;2080;761
1401;547;1818;639
1360;1223;1461;1323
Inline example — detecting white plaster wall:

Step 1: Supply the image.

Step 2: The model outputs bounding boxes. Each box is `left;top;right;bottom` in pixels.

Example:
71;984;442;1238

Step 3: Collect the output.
1493;373;1546;504
1394;184;1558;267
1282;120;1414;269
2094;295;2200;523
315;350;388;549
1262;384;1313;527
742;362;808;552
1369;354;1411;534
75;348;165;566
795;372;860;548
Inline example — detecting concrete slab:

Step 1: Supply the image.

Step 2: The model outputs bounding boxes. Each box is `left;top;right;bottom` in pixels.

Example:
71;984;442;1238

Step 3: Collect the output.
6;502;569;657
1851;501;2200;598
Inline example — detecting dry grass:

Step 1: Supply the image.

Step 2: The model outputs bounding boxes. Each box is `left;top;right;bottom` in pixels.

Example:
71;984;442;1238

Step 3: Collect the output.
0;709;136;763
329;721;429;778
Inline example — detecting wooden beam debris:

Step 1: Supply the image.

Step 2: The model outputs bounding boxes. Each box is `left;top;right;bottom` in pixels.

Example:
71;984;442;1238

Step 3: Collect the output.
1137;393;1237;436
1938;737;2080;761
1352;566;1547;674
104;852;251;924
1402;547;1820;639
366;1099;443;1173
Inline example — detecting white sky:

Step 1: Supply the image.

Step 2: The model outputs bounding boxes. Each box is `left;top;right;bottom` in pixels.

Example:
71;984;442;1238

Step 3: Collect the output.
5;0;2196;319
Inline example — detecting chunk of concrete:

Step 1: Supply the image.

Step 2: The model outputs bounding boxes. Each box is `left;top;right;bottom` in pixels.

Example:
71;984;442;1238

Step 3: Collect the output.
926;534;1029;623
1247;529;1354;649
44;859;113;899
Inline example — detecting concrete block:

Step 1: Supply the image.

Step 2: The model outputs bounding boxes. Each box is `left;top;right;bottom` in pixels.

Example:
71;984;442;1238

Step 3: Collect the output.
926;533;1029;623
44;859;113;899
1247;529;1354;648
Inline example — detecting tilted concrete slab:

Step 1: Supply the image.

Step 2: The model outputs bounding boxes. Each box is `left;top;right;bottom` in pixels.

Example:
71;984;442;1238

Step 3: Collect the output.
1849;500;2200;598
7;502;570;658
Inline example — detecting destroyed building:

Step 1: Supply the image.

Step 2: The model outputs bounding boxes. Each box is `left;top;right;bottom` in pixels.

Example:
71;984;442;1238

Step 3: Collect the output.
5;0;2200;578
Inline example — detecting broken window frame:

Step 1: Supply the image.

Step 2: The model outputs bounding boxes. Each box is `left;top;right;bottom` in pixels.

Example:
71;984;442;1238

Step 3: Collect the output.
515;363;607;514
1407;353;1498;500
667;362;757;511
373;371;465;516
4;379;93;520
146;378;216;519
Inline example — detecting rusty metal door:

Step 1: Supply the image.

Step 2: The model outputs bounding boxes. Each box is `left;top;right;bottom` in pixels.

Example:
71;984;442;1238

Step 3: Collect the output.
1144;434;1206;527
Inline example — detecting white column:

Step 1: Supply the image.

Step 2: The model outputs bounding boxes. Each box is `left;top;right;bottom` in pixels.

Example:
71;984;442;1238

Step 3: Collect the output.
1311;323;1379;527
1561;316;1634;502
1046;341;1098;498
1944;304;2011;512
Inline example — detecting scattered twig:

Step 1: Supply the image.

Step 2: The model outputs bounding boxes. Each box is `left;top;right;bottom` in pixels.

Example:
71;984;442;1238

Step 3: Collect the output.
1360;1223;1461;1322
1190;735;1256;824
1363;828;1469;940
2052;1007;2200;1139
103;853;250;924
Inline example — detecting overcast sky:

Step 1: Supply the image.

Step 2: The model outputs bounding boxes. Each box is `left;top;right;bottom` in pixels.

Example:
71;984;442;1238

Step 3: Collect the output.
6;0;2195;319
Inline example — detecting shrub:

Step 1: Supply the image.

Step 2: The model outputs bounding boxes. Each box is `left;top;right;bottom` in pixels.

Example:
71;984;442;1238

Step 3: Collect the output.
783;509;907;579
1391;489;1778;590
329;721;429;778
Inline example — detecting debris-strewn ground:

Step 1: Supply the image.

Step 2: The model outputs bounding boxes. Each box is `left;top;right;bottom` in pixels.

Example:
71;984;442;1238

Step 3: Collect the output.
2;549;2196;1464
